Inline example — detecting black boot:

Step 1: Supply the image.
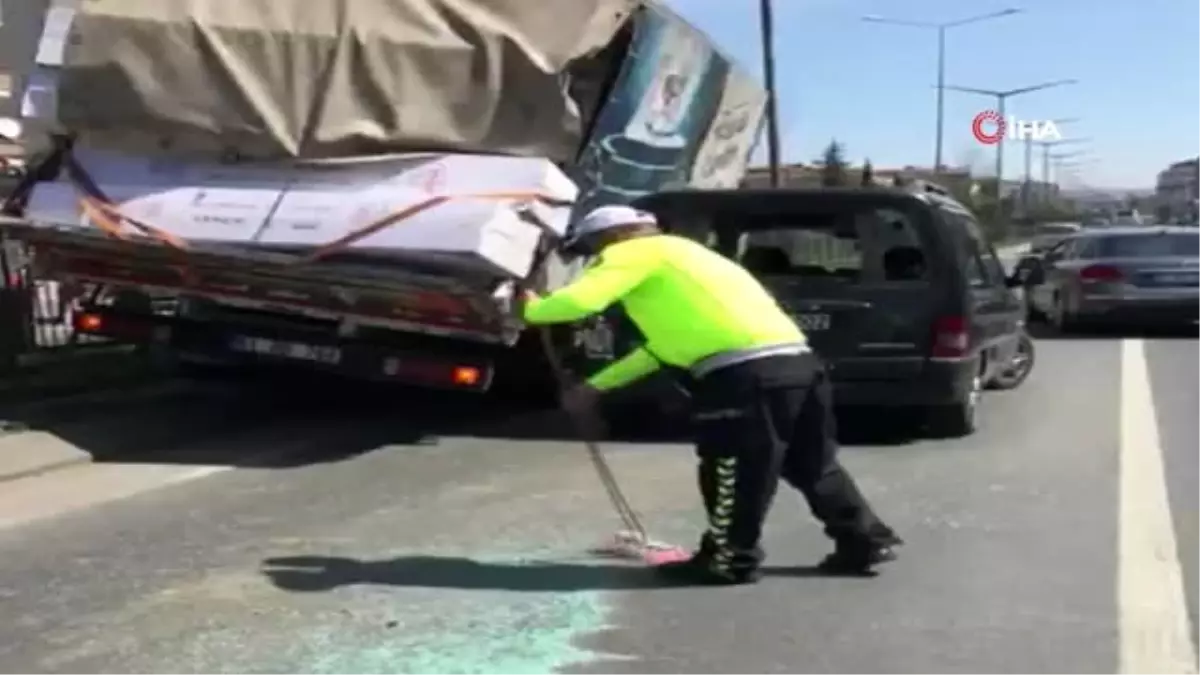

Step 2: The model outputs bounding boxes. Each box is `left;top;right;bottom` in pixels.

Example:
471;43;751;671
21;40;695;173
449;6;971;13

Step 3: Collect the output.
817;537;901;576
653;552;763;586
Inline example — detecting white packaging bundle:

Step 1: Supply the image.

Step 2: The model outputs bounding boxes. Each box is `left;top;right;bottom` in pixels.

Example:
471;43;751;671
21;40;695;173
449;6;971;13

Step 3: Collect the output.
24;149;578;279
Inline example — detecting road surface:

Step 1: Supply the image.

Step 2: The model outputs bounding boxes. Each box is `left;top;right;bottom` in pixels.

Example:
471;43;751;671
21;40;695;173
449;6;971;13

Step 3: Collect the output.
0;322;1195;674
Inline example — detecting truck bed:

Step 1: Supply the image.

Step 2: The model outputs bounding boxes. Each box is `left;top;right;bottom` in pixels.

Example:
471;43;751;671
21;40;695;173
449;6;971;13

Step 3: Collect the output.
0;214;524;346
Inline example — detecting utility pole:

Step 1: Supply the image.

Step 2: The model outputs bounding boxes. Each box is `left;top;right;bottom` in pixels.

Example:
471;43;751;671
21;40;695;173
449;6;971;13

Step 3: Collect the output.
759;0;782;187
1023;117;1079;212
942;79;1078;199
862;8;1021;175
1037;138;1090;203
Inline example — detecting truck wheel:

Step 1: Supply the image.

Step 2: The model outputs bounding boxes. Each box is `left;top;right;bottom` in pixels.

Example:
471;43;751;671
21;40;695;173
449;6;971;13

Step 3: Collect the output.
923;375;980;439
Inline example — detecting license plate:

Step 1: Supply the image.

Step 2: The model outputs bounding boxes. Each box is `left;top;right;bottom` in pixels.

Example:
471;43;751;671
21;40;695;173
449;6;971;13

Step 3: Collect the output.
229;335;342;365
793;313;831;331
1153;273;1198;285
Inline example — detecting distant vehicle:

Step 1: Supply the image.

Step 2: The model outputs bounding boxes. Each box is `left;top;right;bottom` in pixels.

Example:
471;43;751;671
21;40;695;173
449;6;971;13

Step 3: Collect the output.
1021;226;1199;331
635;186;1028;438
1029;222;1082;253
1112;208;1144;226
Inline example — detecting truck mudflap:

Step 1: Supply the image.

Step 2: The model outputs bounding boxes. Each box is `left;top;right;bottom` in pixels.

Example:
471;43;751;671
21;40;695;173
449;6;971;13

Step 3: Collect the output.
0;214;524;345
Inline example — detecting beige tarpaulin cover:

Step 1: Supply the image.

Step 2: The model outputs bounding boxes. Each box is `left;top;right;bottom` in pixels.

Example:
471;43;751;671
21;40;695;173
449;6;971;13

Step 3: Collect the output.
55;0;639;161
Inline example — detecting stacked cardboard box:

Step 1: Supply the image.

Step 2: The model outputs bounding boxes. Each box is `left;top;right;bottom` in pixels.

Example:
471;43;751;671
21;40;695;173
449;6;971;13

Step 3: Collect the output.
26;149;578;279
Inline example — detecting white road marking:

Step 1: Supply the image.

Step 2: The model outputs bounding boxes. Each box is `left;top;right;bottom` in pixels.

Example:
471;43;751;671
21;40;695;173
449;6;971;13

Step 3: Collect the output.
1119;338;1198;673
0;462;233;532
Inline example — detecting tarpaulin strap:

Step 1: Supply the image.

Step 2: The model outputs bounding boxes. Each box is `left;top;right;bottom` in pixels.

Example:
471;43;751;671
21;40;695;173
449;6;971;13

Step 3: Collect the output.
296;191;573;265
63;155;190;250
55;155;573;275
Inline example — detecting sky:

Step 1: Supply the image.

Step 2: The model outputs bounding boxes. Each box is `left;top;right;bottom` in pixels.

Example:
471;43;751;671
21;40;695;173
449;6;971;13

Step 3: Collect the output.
666;0;1200;190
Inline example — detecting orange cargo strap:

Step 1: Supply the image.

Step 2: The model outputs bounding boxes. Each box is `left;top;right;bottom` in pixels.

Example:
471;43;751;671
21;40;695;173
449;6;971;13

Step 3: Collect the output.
63;156;189;251
58;153;573;270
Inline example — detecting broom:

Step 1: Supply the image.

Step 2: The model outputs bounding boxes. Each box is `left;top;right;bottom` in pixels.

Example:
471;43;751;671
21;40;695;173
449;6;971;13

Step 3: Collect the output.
535;323;689;565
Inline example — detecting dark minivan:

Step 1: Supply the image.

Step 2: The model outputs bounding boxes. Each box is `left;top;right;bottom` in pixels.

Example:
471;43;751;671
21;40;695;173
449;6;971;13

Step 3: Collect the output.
631;186;1026;437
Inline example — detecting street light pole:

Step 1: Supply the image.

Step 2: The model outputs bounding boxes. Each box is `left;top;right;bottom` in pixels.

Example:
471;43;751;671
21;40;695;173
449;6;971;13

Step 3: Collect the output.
1049;151;1092;185
1024;117;1079;210
1037;138;1090;202
942;78;1078;196
862;8;1021;176
759;0;782;187
935;26;946;173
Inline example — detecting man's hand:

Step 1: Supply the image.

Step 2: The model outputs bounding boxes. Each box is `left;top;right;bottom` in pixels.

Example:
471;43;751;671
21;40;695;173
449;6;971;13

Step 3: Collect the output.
516;289;539;319
560;382;602;417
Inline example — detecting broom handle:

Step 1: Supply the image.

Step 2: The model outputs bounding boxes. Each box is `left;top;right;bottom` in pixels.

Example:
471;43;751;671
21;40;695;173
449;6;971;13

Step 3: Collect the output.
536;325;649;541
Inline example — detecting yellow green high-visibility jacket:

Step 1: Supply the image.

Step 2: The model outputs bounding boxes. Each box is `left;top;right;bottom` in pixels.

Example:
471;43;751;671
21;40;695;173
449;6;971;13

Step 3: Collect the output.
523;234;805;391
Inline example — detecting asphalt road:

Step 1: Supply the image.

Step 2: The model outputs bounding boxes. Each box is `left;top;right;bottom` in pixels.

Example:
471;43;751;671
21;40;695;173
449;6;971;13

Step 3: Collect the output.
0;322;1195;674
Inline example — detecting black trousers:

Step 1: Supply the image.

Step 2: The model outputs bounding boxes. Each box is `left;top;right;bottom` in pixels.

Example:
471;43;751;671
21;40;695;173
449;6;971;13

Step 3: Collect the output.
690;351;897;572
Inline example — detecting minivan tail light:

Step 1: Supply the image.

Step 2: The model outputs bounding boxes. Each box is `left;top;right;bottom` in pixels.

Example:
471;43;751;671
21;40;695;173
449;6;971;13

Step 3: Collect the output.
931;315;969;359
1079;264;1123;283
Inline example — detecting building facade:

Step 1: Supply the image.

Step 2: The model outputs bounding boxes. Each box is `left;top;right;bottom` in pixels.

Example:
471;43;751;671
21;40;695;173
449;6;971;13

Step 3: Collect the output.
1155;158;1199;215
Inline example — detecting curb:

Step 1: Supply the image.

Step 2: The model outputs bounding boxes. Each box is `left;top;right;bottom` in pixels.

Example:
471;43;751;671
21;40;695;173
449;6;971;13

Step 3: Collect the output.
0;378;202;483
0;430;93;483
0;350;171;482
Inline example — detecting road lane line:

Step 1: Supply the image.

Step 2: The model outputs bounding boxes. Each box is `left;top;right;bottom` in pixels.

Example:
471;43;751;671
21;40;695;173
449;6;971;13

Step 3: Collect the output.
1119;338;1198;674
0;463;234;532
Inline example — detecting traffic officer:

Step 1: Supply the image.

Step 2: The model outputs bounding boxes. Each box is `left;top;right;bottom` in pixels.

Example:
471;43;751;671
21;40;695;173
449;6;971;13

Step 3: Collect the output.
522;204;902;585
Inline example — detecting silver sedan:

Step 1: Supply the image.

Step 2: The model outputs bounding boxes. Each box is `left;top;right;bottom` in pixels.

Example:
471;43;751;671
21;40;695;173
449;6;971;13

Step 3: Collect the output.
1019;226;1199;331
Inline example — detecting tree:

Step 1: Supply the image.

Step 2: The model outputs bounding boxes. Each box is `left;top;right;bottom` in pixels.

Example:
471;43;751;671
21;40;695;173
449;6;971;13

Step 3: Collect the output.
819;140;847;187
860;158;874;186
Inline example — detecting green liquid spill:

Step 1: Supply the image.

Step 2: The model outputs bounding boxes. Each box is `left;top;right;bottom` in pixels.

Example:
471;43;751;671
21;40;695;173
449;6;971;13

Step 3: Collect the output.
308;591;611;674
294;554;626;675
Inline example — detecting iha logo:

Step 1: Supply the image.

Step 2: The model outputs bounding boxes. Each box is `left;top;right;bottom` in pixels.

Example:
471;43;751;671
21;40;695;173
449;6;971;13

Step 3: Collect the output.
971;110;1062;144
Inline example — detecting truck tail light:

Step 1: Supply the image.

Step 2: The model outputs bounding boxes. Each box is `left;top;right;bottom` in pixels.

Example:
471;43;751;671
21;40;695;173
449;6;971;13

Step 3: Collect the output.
383;358;489;390
74;312;104;333
451;366;482;387
73;311;153;340
931;315;969;359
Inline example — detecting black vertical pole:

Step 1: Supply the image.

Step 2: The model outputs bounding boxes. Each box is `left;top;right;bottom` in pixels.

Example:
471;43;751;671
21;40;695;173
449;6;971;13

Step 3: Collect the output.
934;26;946;175
759;0;782;187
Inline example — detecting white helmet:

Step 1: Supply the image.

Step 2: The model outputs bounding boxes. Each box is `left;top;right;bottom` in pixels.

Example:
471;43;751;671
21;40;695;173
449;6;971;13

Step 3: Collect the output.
565;204;659;246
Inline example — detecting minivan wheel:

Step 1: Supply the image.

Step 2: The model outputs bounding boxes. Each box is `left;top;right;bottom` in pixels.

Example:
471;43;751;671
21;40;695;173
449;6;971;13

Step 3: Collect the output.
924;375;980;438
986;333;1035;390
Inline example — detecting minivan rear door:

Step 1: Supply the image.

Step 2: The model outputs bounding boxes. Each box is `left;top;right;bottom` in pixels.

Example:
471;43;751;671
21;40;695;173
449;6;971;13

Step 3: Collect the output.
941;206;1024;371
713;202;938;381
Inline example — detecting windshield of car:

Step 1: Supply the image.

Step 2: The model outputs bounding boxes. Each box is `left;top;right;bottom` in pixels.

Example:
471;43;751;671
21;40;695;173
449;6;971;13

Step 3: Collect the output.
1094;232;1199;257
719;206;930;284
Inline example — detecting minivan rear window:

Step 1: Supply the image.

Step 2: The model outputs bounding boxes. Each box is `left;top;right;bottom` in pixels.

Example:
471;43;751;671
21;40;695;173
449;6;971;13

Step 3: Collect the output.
1095;232;1199;257
724;206;930;284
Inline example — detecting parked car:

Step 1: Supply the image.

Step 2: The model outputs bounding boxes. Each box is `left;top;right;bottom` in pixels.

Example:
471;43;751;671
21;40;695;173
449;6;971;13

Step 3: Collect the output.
1020;226;1199;330
629;186;1027;438
1112;208;1145;227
